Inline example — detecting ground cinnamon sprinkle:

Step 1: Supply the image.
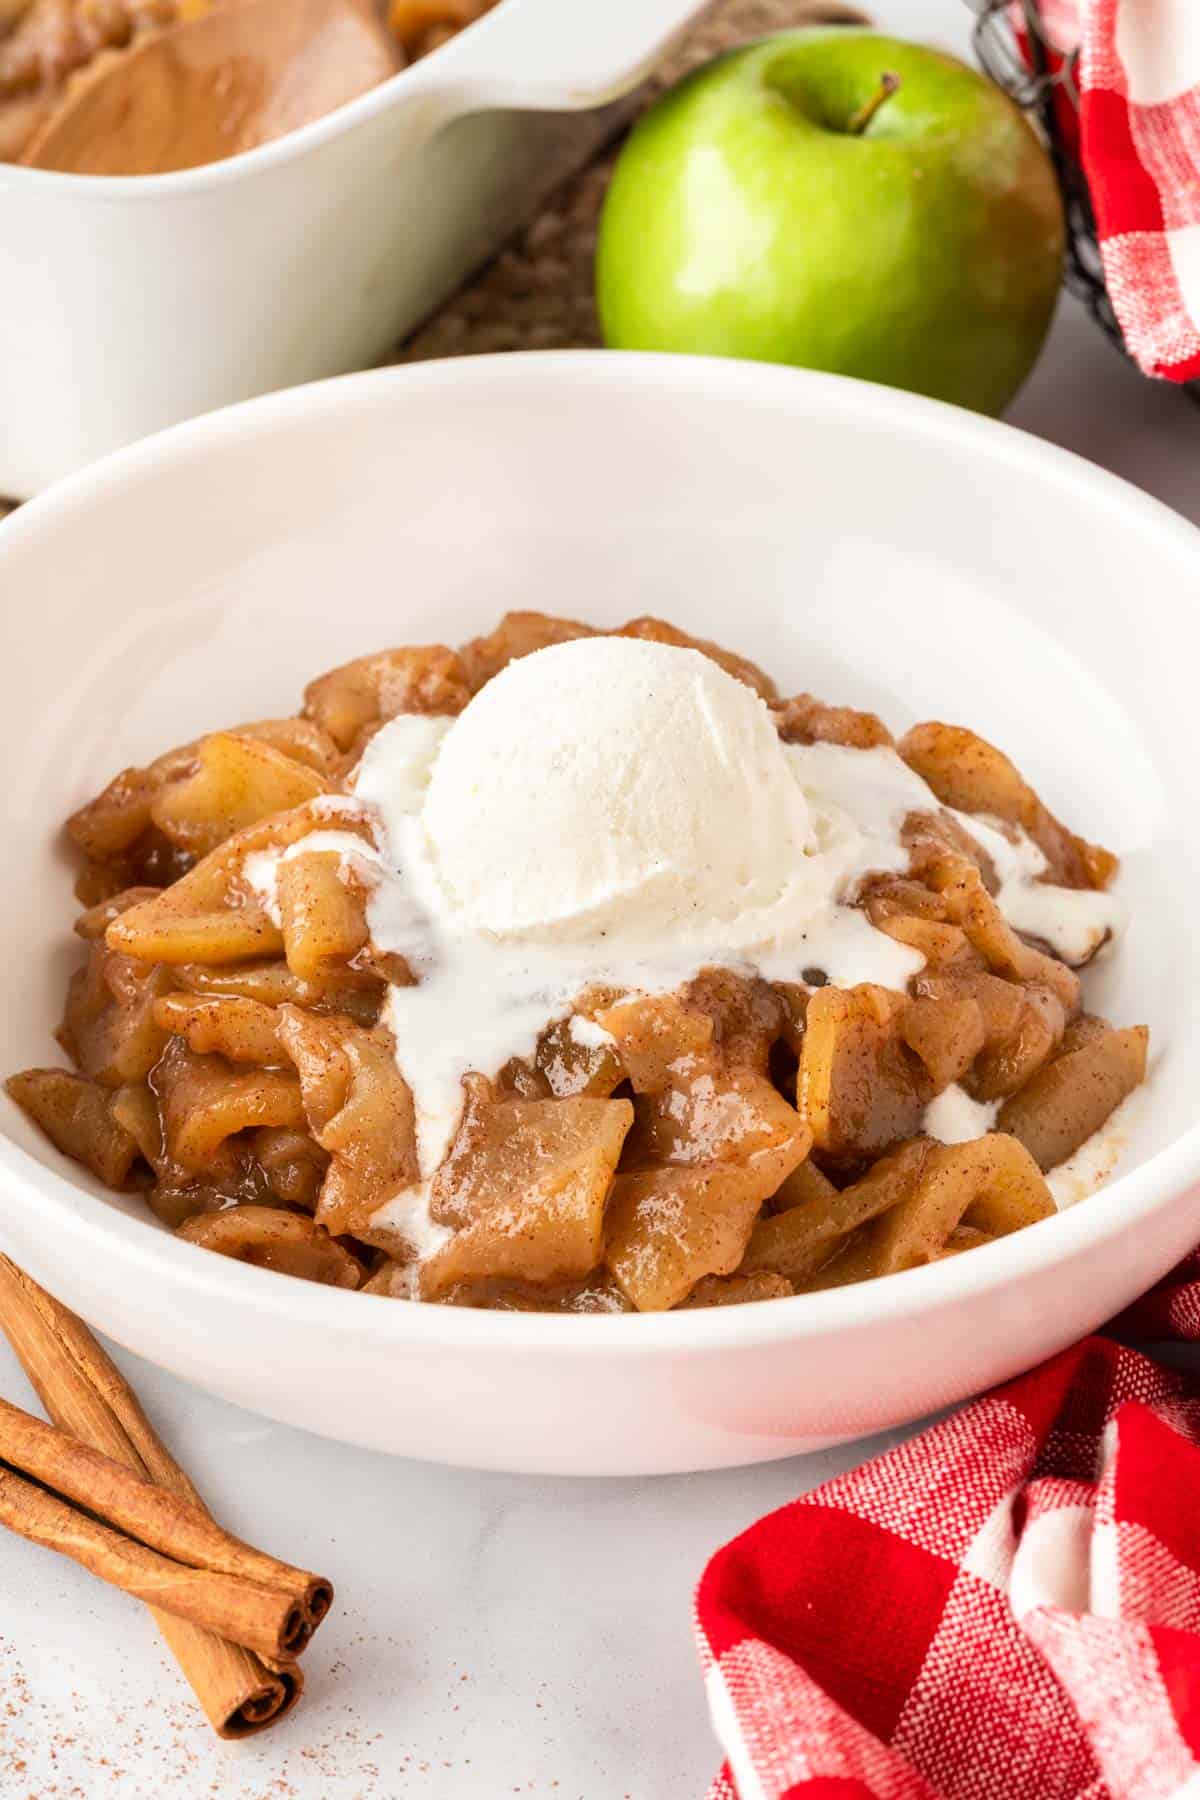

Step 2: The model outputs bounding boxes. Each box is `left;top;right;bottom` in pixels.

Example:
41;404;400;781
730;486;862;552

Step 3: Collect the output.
0;1635;404;1797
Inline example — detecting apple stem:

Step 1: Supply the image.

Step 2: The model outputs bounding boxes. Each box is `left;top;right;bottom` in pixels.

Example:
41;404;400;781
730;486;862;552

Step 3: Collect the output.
846;71;900;136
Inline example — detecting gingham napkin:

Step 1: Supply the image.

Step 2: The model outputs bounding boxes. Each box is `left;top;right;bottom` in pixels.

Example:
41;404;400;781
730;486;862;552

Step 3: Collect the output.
696;1330;1200;1799
1035;0;1200;381
693;8;1200;1781
1120;1249;1200;1339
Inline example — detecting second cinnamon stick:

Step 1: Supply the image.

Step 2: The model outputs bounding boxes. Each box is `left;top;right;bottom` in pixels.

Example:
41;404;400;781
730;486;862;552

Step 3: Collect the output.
0;1458;310;1661
0;1391;330;1645
0;1257;308;1735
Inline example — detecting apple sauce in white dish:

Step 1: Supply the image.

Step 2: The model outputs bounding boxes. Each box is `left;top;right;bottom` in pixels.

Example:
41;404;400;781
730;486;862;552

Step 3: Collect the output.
0;0;501;171
7;612;1146;1312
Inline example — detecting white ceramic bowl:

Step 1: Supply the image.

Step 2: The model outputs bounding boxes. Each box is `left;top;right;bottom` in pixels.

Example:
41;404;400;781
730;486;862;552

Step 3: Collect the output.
0;352;1197;1476
0;0;710;498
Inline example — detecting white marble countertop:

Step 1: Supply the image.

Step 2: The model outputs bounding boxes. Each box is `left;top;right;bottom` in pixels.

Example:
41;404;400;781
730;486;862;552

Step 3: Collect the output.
3;7;1199;1798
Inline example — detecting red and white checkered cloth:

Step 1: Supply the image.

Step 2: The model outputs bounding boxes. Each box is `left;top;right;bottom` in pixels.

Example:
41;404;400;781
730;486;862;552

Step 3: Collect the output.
1032;0;1200;381
695;1267;1200;1800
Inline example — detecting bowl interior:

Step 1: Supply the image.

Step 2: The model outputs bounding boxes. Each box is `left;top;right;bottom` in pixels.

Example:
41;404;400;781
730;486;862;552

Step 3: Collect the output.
0;353;1194;1260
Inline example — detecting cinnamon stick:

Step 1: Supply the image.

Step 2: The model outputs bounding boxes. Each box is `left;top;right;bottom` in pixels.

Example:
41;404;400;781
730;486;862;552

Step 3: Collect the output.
0;1392;330;1650
0;1257;309;1735
0;1455;310;1660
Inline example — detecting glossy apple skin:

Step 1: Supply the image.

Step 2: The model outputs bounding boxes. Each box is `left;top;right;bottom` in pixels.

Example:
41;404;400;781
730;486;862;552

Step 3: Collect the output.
595;31;1065;415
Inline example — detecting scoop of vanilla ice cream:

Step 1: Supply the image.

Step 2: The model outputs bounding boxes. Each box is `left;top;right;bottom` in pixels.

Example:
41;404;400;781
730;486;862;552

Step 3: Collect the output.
417;637;817;942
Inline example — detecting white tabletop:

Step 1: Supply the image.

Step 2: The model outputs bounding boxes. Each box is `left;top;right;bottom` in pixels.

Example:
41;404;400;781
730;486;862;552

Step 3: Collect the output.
3;7;1199;1797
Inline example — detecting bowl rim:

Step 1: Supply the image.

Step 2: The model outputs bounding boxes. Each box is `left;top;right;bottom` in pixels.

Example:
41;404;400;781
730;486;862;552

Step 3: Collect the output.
2;348;1198;1358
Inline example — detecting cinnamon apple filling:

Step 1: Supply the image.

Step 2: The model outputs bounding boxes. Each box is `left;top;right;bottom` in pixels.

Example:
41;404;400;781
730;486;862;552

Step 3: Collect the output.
7;612;1147;1311
0;0;501;171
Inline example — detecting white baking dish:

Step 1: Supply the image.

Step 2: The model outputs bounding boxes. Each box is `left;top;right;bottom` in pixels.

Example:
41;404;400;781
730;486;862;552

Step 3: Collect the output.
0;0;710;497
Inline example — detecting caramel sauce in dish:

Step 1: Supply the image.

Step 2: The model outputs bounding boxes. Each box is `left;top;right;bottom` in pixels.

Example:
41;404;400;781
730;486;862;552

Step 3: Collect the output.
0;0;501;173
18;0;399;174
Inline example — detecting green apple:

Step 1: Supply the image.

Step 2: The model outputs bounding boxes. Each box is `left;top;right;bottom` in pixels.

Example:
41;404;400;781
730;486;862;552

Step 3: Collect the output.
595;31;1065;415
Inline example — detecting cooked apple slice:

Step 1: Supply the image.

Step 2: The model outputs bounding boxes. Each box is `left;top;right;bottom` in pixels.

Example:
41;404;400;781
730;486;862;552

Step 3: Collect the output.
799;1134;1053;1287
422;1090;634;1296
153;1038;305;1174
617;616;776;701
772;692;892;749
744;1139;932;1285
276;853;370;984
176;955;383;1025
153;992;282;1065
254;1125;330;1211
458;612;596;694
798;984;929;1163
924;852;1080;1013
303;642;469;752
106;802;373;965
7;1068;141;1187
899;721;1116;890
151;733;330;858
605;1143;804;1313
902;994;987;1091
997;1019;1148;1171
178;1206;364;1288
278;1009;419;1240
59;942;173;1087
677;1272;793;1308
